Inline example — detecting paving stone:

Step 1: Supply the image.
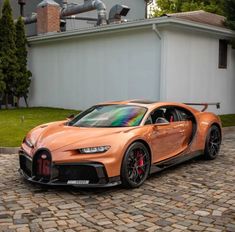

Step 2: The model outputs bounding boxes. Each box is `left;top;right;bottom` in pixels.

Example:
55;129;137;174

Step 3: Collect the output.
194;210;210;216
0;128;234;231
212;210;223;216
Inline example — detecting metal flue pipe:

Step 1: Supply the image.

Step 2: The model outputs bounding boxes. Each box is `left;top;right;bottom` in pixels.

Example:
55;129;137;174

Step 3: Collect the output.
23;13;37;25
21;0;107;26
64;15;97;21
61;0;107;25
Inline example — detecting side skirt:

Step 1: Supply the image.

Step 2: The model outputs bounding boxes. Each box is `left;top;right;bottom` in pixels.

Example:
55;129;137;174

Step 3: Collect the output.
150;150;204;174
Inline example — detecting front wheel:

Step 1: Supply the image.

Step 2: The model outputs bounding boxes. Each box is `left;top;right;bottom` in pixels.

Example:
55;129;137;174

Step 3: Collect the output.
204;125;221;160
121;142;151;188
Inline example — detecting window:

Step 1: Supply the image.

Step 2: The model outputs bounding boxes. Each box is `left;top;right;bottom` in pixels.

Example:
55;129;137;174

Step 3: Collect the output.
219;40;228;69
68;105;147;128
144;107;178;125
175;108;193;121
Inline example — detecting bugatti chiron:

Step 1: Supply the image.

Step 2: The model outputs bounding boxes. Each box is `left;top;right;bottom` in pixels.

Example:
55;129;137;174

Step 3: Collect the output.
19;100;222;188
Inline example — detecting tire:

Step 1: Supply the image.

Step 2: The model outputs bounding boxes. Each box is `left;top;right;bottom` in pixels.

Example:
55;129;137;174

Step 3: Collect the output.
121;142;151;188
204;125;221;160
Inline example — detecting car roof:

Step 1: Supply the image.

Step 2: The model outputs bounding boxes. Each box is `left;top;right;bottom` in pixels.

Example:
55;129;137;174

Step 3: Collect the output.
97;99;199;113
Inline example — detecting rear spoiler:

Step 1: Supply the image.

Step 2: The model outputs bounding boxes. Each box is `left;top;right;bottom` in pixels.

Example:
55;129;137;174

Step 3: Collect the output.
184;102;220;112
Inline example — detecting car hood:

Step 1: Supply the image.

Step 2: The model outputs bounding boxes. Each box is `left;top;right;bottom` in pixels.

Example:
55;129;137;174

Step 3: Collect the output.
29;122;135;152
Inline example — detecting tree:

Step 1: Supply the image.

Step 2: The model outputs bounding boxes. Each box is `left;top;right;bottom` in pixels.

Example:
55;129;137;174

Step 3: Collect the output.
0;0;19;109
0;59;6;96
224;0;235;30
14;17;31;107
154;0;225;17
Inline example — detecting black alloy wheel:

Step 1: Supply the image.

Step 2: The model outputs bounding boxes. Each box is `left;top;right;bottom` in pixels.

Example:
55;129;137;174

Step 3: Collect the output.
204;125;221;160
121;142;151;188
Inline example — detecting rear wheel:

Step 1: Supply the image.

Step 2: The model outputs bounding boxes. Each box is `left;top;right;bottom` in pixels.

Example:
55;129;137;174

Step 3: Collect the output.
121;142;151;188
204;125;221;160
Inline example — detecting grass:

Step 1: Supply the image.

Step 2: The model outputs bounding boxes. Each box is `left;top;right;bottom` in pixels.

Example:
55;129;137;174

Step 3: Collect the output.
0;107;234;147
0;107;79;147
219;114;235;128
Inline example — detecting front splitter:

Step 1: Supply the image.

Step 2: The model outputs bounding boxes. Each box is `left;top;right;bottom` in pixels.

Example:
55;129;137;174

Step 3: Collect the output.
19;169;121;188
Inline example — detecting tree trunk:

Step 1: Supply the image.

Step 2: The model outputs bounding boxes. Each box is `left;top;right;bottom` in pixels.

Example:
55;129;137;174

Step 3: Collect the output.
24;95;29;108
16;97;20;108
5;93;8;109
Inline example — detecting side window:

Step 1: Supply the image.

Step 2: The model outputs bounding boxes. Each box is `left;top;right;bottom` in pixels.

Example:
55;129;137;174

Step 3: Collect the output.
145;107;179;124
176;108;192;121
144;116;152;125
151;107;167;124
144;108;166;125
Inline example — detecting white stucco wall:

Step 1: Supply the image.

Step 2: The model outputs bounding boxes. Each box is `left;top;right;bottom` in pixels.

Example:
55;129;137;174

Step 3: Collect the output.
28;28;161;110
161;27;235;114
27;22;235;114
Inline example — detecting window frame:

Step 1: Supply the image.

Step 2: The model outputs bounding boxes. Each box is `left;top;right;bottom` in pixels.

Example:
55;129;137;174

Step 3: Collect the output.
219;39;228;69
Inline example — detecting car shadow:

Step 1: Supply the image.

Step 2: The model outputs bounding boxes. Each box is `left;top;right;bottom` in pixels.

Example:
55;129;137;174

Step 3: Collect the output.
148;155;204;180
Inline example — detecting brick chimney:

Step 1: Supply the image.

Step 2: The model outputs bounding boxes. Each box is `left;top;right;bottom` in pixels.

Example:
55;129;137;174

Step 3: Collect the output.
36;0;60;35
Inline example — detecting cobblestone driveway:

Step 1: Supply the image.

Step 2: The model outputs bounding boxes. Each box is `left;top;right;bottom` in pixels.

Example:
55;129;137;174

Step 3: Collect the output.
0;129;235;232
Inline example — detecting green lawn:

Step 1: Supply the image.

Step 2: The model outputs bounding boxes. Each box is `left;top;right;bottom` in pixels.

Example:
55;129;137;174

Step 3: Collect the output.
220;114;235;128
0;107;79;147
0;107;234;147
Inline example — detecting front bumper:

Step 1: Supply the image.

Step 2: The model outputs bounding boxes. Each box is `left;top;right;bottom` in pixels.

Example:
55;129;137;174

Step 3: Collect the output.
19;150;121;188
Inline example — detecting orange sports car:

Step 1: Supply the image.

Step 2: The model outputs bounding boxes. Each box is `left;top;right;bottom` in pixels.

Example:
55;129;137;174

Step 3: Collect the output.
19;100;222;188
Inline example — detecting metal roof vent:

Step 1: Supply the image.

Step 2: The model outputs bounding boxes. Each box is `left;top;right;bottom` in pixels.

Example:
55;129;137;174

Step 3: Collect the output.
109;4;130;24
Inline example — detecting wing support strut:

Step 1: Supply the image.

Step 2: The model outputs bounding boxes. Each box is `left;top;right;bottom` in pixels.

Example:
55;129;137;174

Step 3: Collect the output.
184;103;220;112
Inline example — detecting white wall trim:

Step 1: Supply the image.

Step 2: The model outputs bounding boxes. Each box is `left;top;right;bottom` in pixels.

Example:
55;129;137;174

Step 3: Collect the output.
28;17;235;45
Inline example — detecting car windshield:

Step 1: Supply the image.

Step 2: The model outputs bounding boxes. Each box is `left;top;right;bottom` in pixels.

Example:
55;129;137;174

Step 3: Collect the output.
68;105;147;128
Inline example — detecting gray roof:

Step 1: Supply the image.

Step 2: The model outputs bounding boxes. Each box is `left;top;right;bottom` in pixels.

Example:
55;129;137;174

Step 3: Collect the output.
165;10;225;28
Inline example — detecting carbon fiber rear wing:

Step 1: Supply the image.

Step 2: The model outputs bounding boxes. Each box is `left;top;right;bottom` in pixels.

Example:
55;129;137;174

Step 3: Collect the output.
184;103;220;112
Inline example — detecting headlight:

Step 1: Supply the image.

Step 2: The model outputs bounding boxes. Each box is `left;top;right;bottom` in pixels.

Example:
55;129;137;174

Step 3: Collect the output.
79;146;110;154
23;137;34;148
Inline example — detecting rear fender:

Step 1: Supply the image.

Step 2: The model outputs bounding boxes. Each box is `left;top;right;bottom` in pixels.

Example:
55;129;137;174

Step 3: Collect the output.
192;112;222;151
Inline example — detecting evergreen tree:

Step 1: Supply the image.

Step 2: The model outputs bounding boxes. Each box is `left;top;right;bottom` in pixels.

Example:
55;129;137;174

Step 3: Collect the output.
0;61;5;109
154;0;225;17
0;0;19;109
0;59;6;96
224;0;235;30
15;16;31;107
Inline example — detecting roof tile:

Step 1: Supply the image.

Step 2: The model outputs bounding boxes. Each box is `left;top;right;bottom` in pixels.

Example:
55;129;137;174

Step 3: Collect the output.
165;10;225;28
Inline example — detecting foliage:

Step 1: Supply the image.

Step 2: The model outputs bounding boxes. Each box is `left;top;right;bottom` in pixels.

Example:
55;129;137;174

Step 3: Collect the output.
15;17;32;107
0;0;19;108
220;114;235;127
224;0;235;30
154;0;225;17
0;107;79;147
0;59;6;95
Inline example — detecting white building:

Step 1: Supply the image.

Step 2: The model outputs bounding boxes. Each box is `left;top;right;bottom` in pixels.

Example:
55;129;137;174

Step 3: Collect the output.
27;11;235;114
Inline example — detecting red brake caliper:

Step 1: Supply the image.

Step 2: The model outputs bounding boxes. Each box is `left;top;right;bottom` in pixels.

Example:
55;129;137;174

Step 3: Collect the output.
136;150;144;175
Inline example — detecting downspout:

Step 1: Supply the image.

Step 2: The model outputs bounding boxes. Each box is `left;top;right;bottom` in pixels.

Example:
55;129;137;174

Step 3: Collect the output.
152;23;162;40
152;23;165;101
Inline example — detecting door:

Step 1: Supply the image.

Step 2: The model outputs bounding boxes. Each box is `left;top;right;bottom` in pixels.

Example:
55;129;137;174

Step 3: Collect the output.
147;106;192;163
